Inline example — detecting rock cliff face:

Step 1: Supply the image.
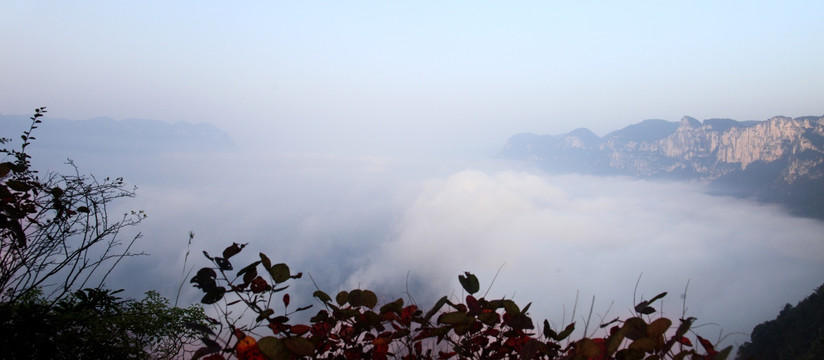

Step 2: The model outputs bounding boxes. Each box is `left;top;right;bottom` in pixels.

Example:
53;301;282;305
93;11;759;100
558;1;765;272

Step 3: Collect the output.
500;115;824;218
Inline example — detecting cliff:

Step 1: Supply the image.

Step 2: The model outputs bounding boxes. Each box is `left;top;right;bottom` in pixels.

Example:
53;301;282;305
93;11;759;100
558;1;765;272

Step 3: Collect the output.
500;115;824;218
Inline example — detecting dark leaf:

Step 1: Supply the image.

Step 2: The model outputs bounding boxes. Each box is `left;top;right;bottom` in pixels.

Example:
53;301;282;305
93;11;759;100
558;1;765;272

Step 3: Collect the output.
313;290;332;303
260;253;272;270
6;180;31;192
557;322;576;340
257;337;287;360
222;242;246;259
201;287;226;304
215;257;232;271
283;337;315;356
336;291;349;306
458;272;480;295
269;263;290;283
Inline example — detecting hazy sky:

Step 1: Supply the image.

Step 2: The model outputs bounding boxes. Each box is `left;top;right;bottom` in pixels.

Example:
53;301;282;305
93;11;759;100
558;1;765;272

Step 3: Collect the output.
3;1;824;156
3;2;824;349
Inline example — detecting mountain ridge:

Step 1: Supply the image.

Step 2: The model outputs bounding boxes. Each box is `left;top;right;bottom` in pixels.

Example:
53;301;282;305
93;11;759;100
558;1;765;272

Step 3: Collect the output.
500;115;824;219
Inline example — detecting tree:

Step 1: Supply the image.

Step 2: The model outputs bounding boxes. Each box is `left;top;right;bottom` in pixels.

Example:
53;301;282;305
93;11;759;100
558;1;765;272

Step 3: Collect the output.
0;107;210;359
0;107;145;306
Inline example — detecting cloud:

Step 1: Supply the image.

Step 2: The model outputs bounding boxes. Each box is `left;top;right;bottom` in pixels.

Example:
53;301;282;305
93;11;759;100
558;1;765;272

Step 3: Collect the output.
94;150;824;347
346;169;824;343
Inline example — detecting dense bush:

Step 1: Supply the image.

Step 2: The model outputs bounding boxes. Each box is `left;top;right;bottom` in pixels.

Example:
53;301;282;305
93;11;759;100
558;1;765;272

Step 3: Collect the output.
190;243;733;360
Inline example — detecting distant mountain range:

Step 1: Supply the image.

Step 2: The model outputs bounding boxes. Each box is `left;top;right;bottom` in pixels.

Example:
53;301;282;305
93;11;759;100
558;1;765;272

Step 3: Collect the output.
0;114;234;155
500;115;824;219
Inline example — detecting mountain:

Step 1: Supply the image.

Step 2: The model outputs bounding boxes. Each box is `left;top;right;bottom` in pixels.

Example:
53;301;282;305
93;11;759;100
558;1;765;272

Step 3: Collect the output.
0;114;235;155
500;115;824;219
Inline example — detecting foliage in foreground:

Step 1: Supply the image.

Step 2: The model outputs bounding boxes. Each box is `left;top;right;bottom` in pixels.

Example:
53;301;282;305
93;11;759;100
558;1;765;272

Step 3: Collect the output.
191;243;733;360
0;287;207;359
736;282;824;360
1;108;210;359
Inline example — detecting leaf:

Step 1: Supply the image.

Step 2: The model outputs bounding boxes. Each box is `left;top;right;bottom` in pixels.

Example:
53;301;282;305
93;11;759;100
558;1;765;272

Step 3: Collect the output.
623;317;648;340
6;180;31;192
283;337;315;356
269;263;290;283
313;290;332;303
50;187;64;197
556;322;576;340
260;253;272;270
424;296;449;322
256;308;274;322
222;243;246;259
648;292;667;303
201;287;226;304
336;291;349;306
380;298;404;314
290;324;311;336
283;293;290;308
76;206;90;213
628;337;657;353
438;311;472;326
214;257;232;271
191;268;218;291
349;289;378;308
647;318;672;337
257;337;288;360
184;321;215;336
458;272;480;294
0;162;11;178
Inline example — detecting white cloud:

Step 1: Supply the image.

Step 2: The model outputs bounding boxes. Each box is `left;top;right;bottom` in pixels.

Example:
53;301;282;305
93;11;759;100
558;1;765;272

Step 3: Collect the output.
347;170;824;343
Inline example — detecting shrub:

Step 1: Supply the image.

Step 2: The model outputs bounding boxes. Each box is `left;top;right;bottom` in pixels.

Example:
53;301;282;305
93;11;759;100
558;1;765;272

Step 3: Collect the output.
191;242;732;360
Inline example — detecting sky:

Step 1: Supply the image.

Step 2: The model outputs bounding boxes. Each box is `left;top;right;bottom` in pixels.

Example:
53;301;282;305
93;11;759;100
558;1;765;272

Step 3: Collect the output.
3;0;824;350
2;1;824;156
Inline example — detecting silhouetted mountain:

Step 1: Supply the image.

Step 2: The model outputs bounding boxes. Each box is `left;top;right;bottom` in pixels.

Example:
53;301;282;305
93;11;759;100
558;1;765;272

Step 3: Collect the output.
500;115;824;219
0;115;234;155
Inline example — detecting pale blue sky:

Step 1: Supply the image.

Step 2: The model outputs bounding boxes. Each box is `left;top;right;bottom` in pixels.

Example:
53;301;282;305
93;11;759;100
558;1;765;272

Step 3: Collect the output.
2;1;823;156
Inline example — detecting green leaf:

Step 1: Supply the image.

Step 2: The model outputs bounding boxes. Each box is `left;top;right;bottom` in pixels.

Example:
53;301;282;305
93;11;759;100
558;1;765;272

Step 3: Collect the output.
336;291;349;306
380;298;404;314
283;337;315;356
313;290;332;303
556;322;576;340
258;337;288;360
438;311;472;326
269;263;290;283
348;289;378;309
458;272;480;294
76;206;90;213
424;296;449;322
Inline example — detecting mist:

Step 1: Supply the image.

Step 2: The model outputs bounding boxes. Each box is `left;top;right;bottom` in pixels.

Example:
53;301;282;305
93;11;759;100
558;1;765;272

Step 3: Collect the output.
75;147;824;348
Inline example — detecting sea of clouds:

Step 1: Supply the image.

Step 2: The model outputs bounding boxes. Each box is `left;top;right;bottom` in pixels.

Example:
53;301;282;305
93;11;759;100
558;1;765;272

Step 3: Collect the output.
79;150;824;348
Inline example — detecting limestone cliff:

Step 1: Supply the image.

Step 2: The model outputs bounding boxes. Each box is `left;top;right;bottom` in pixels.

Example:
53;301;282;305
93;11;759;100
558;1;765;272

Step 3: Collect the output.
500;115;824;218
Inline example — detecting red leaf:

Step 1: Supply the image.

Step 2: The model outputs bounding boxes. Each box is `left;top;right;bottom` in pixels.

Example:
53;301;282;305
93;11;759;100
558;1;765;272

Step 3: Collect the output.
697;336;718;356
283;293;290;308
290;324;311;336
678;336;693;346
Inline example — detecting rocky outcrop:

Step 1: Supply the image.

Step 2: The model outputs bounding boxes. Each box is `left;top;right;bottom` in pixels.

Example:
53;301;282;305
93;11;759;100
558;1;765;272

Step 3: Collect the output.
500;115;824;218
